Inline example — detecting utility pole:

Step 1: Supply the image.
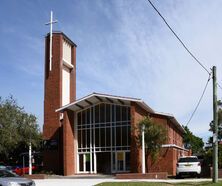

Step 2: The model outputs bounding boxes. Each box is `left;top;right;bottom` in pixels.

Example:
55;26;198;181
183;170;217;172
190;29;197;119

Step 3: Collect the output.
212;66;218;183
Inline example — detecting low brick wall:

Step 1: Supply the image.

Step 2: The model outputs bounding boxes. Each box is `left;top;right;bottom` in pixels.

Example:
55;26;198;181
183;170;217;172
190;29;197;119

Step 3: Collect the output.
210;168;222;178
23;174;48;179
116;172;168;179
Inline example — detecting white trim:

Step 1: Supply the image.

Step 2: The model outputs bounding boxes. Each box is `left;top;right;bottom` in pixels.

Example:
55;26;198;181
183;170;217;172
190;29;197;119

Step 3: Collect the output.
55;92;154;113
162;144;189;151
154;111;174;117
63;60;74;69
74;112;78;173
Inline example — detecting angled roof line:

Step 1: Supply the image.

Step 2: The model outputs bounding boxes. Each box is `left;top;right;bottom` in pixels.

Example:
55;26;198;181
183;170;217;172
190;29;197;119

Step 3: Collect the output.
154;111;185;133
56;92;154;113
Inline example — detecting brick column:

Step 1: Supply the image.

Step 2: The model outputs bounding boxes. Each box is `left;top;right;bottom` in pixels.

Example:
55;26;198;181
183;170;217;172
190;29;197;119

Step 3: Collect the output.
63;109;75;176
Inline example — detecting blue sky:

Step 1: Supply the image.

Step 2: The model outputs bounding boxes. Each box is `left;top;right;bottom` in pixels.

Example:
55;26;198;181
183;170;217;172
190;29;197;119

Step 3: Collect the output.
1;0;222;142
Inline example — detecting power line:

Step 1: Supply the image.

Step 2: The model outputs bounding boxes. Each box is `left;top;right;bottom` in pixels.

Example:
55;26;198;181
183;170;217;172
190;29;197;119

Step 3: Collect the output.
217;83;222;91
147;0;211;75
186;74;211;126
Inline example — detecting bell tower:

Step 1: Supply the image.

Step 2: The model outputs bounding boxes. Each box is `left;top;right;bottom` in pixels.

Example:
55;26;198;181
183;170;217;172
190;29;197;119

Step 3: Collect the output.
43;32;77;174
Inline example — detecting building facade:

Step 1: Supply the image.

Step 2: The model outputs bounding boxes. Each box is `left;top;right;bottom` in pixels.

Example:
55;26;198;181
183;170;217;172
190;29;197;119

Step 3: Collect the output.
43;32;190;176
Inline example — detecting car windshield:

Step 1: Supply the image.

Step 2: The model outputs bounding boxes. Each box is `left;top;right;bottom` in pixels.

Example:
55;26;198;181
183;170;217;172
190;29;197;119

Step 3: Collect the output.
0;169;19;177
178;157;199;163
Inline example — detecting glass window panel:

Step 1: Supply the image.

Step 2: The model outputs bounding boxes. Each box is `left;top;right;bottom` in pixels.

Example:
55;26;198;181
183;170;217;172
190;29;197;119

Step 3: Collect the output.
127;107;131;120
112;152;116;171
112;127;115;146
78;130;81;148
116;127;121;146
106;128;111;147
77;112;81;125
100;128;105;147
128;126;131;145
122;126;127;146
82;111;86;125
87;129;90;147
91;107;94;123
125;152;130;171
100;103;105;123
82;130;86;147
95;105;99;123
112;105;115;122
87;109;90;124
79;154;83;171
95;128;99;147
122;107;127;121
116;106;121;121
106;104;110;122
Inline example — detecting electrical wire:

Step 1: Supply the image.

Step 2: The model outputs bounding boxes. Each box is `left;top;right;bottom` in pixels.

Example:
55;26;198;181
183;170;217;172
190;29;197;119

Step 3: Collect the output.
217;83;222;91
185;74;211;126
147;0;211;75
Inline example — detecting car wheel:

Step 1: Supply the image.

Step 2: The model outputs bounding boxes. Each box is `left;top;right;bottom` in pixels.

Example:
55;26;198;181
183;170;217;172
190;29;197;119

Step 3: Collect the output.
176;174;181;179
197;173;200;178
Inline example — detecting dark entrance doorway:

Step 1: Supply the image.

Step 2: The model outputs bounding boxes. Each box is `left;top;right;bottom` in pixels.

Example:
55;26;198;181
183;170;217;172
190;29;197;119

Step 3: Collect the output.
97;152;111;174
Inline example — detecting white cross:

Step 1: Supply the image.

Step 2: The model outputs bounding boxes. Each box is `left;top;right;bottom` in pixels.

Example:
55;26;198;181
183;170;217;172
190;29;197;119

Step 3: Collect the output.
45;11;58;71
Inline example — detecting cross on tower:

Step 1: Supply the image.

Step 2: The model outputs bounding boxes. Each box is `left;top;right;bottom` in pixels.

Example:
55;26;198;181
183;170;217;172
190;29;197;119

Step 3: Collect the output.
45;11;58;71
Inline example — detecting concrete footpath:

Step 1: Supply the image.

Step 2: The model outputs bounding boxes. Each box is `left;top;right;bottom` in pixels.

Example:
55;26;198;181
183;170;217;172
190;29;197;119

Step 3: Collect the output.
34;178;218;186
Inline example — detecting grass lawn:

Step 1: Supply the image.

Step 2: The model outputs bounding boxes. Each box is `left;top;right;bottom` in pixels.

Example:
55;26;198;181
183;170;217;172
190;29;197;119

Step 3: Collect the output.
96;181;222;186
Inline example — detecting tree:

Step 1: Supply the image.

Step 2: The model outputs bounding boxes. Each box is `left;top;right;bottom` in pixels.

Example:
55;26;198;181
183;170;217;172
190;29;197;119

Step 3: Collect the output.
209;103;222;141
182;125;204;154
137;116;167;162
0;96;42;164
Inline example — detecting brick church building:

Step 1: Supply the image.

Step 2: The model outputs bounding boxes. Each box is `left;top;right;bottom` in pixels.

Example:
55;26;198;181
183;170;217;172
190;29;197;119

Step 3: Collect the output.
43;32;190;176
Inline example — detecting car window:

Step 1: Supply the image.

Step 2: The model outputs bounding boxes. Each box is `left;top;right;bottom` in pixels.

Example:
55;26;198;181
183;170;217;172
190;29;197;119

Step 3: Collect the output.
0;170;18;177
178;157;199;163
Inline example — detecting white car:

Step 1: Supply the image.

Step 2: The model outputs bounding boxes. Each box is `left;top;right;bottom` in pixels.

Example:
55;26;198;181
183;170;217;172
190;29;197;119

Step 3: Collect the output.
176;156;201;178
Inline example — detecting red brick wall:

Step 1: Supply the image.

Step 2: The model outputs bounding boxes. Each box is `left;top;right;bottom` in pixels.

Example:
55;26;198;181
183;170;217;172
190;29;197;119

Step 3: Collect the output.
130;102;148;173
43;33;76;175
130;105;189;176
147;147;190;176
63;110;75;175
43;34;63;174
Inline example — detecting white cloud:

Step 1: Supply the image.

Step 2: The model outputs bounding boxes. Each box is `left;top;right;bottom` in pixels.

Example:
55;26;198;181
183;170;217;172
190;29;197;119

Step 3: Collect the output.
71;0;222;141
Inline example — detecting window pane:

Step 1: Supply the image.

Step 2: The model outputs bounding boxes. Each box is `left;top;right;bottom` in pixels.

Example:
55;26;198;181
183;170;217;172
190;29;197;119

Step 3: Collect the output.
82;111;86;125
106;128;111;147
127;107;131;120
95;128;99;147
122;126;127;146
79;154;83;171
112;105;115;121
125;152;130;171
112;127;115;146
116;106;121;121
78;130;81;148
128;126;131;146
100;128;105;147
106;104;111;122
87;109;90;124
95;105;99;123
77;113;81;125
82;130;86;147
116;127;121;146
122;107;127;121
100;103;105;123
87;129;90;147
